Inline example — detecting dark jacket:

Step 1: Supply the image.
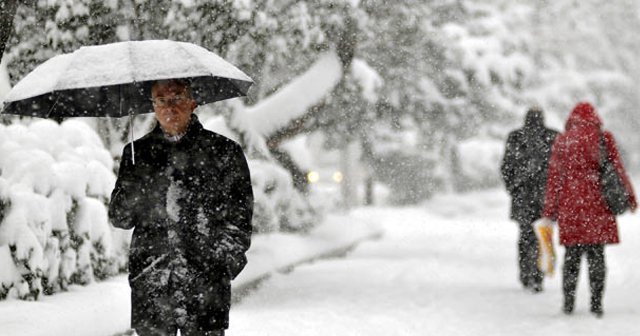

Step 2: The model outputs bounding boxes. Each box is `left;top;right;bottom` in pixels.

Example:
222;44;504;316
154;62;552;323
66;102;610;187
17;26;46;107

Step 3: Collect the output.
109;115;253;330
501;111;558;224
543;102;636;246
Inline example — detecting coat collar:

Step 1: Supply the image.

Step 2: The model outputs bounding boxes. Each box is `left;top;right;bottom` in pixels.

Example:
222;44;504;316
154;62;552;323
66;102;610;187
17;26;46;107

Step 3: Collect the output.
151;114;203;145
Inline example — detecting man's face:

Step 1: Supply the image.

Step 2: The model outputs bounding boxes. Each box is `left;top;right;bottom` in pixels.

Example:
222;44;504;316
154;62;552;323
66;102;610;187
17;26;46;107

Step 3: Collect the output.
151;82;197;135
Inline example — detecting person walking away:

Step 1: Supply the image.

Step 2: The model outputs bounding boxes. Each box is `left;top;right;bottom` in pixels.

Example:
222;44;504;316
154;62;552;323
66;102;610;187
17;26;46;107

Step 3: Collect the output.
501;107;558;293
109;79;254;335
542;102;636;317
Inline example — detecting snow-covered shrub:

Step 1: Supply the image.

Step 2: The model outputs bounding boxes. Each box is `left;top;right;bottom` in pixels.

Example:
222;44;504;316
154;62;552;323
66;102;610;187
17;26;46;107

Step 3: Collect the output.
247;159;317;234
0;120;126;300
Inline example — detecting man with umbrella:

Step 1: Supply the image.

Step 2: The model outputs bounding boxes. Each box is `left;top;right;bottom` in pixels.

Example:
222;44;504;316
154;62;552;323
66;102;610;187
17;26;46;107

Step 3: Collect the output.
2;40;255;335
109;78;253;336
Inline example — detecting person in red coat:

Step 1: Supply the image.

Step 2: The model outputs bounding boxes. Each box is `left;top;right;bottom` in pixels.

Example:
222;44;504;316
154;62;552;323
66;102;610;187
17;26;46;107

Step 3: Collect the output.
542;102;637;317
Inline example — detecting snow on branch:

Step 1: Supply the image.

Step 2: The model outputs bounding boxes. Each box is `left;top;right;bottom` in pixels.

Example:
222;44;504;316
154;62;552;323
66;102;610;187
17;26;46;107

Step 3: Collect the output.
0;57;10;104
247;51;343;137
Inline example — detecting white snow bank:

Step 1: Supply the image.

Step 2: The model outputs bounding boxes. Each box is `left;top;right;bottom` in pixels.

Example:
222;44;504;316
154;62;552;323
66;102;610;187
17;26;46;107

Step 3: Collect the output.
233;214;382;290
0;276;130;336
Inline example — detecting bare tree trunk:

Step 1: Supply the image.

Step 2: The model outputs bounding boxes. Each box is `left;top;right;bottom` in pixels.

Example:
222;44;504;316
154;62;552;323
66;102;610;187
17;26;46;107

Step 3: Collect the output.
340;140;361;209
364;175;374;205
361;136;375;205
0;0;19;57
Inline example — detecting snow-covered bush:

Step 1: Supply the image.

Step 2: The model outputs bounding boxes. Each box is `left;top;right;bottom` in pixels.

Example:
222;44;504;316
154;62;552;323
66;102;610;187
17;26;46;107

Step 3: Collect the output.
0;120;127;300
249;159;317;233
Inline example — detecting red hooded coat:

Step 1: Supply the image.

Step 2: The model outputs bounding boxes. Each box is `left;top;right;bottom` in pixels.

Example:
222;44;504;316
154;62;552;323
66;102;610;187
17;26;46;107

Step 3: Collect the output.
543;102;637;246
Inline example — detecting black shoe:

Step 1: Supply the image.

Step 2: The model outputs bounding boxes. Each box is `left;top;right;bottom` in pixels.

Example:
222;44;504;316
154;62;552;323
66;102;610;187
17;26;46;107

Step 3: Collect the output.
529;283;543;293
590;306;604;318
524;282;543;293
563;300;574;315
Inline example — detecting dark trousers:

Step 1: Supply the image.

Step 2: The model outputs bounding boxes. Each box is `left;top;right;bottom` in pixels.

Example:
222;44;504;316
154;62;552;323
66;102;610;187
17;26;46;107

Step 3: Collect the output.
131;288;226;336
131;269;226;336
133;325;225;336
562;244;606;310
517;221;543;287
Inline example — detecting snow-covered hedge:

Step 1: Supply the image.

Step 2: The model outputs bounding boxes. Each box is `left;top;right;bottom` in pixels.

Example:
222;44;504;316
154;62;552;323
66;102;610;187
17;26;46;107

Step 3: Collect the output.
0;120;128;300
249;159;317;233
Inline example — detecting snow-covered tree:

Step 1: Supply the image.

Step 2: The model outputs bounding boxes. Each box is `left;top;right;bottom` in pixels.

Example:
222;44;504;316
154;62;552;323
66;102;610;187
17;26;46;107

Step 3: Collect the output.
0;0;19;56
0;120;126;300
6;0;120;82
529;0;640;167
450;0;640;189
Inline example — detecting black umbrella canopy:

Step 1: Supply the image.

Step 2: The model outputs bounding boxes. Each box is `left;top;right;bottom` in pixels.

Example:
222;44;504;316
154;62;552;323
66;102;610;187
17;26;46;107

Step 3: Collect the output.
1;40;253;119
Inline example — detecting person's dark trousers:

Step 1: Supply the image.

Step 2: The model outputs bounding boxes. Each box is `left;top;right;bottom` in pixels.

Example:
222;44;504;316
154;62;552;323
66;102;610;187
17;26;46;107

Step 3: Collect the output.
132;323;225;336
179;326;225;336
131;278;227;336
518;221;544;290
562;244;606;314
132;327;224;336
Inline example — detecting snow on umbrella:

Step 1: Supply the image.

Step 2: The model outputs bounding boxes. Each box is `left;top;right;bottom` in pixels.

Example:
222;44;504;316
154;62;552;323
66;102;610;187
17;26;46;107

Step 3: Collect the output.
1;40;253;119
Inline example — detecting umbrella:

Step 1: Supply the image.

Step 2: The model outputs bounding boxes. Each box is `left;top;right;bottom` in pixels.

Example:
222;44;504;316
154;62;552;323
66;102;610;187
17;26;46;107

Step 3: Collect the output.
1;40;253;163
1;40;252;119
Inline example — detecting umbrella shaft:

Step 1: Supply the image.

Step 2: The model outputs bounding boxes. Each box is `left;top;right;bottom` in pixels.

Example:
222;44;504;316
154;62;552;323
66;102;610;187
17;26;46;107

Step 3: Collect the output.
129;110;135;165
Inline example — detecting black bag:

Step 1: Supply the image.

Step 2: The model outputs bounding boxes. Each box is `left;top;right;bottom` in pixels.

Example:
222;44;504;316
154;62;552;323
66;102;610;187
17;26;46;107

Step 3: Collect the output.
599;133;630;215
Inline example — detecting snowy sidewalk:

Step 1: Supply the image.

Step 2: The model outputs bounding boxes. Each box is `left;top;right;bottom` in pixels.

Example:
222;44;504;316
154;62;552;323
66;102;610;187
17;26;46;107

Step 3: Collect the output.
228;189;640;336
0;214;381;336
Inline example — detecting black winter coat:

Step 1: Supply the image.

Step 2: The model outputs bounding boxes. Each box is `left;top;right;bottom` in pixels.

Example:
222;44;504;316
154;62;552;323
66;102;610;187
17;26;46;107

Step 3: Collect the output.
501;115;558;224
109;116;253;330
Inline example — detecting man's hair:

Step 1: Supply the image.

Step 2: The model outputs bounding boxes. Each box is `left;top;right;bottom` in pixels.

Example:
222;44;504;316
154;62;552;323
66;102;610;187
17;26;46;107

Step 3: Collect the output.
152;78;193;98
527;106;543;115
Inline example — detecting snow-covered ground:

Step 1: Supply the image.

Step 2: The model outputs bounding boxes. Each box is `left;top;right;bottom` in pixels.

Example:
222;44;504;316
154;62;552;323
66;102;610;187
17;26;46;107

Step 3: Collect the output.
1;188;639;335
0;213;381;336
228;189;640;336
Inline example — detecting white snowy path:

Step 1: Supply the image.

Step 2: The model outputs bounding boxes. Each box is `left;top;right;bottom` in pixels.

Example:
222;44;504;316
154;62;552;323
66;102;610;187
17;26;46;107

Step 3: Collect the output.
228;189;640;336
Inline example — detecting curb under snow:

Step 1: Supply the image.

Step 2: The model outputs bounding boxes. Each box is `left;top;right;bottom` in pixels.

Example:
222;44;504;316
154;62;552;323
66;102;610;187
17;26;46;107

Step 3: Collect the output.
231;214;383;302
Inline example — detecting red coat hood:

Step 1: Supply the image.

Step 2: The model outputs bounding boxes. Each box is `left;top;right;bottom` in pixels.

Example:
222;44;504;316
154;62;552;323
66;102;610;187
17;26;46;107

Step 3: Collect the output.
565;102;602;131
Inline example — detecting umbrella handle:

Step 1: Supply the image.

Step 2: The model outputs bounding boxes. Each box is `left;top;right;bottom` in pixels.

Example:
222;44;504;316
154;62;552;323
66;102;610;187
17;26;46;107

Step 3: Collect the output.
129;109;135;165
